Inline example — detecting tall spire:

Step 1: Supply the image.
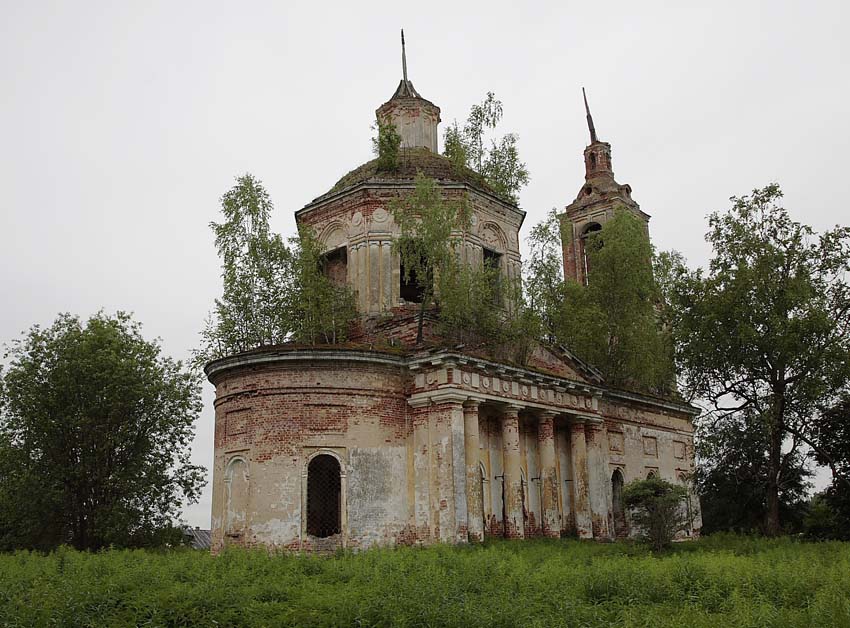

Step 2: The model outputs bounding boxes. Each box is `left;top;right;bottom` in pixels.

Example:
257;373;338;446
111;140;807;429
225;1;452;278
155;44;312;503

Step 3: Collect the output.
582;87;598;143
401;29;408;84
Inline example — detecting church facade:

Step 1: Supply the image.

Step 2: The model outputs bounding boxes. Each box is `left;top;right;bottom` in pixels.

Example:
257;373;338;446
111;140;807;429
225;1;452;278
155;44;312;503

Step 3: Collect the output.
206;52;701;553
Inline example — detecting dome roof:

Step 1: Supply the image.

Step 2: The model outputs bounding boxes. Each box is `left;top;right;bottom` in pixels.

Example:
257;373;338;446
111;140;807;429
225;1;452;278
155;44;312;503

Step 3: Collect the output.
314;148;502;203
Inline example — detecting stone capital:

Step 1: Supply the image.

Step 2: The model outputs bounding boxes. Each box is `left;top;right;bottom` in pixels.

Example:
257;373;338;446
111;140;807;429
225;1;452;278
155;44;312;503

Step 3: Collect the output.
502;404;522;419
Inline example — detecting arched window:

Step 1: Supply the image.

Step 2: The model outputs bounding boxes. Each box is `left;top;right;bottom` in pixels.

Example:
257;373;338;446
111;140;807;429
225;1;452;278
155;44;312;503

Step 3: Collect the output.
589;153;597;169
611;469;627;536
307;454;342;538
647;469;658;480
224;457;249;538
580;223;602;284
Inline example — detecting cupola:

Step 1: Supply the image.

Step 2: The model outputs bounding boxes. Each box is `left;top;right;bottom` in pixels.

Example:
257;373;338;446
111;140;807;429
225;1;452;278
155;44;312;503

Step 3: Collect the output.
375;30;441;152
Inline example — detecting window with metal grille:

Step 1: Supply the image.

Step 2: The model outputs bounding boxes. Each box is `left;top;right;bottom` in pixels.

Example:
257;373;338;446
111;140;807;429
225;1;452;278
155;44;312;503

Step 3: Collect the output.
306;454;341;538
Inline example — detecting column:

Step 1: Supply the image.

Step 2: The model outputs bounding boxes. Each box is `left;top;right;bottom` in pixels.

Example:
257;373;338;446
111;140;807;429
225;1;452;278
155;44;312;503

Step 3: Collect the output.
568;417;593;539
381;240;393;312
537;411;560;538
464;401;484;542
501;405;524;538
585;417;612;539
368;241;380;313
354;243;366;312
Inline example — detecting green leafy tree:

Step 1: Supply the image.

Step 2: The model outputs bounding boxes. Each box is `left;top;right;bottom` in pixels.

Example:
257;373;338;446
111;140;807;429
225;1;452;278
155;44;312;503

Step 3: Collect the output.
287;228;357;345
623;477;690;551
809;394;850;538
198;174;356;361
526;209;673;392
667;184;850;535
803;493;843;540
437;257;541;365
0;312;205;551
390;173;471;343
372;118;402;171
200;174;291;359
443;92;529;204
695;409;811;535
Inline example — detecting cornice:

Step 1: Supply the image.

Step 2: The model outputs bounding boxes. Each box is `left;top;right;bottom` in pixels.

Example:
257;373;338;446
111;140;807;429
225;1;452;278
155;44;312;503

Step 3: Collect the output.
205;346;698;418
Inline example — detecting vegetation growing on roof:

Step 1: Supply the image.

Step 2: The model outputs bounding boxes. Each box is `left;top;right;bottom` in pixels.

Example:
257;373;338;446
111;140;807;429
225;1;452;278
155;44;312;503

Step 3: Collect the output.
196;174;356;365
371;117;401;171
444;92;530;205
325;148;493;198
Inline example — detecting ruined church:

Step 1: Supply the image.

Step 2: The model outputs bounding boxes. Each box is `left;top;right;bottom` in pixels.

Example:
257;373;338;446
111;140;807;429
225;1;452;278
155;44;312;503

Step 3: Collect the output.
206;42;701;552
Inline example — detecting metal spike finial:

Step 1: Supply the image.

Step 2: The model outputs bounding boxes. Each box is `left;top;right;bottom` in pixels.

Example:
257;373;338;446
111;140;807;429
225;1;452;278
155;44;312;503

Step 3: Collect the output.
582;87;598;143
401;29;408;83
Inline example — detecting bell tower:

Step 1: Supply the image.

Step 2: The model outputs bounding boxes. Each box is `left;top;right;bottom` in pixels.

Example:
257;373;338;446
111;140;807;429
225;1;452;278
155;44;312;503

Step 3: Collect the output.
560;89;649;285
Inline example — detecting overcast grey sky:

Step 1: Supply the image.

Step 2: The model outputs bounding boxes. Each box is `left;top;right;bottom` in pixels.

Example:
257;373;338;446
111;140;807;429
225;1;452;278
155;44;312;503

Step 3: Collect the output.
1;1;847;527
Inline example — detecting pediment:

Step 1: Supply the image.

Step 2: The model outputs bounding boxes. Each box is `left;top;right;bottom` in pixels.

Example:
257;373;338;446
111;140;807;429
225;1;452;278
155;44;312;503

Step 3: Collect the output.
524;342;603;385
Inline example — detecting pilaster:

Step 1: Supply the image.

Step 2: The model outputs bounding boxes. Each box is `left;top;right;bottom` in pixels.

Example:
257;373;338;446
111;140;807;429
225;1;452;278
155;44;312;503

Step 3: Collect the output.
463;401;484;542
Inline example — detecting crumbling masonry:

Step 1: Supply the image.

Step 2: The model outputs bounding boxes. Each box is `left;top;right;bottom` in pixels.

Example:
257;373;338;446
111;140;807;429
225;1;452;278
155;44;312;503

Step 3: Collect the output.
207;46;701;553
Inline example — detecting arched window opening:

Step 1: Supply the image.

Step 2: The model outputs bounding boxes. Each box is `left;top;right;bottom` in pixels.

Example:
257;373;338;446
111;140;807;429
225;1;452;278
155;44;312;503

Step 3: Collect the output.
320;247;348;287
483;248;503;303
647;469;658;480
589;153;597;169
580;223;602;285
611;469;627;537
399;244;429;303
306;454;341;538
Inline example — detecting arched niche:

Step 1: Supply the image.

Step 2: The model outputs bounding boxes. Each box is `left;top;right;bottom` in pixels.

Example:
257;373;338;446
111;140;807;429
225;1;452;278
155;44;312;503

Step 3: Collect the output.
224;456;250;539
611;468;627;537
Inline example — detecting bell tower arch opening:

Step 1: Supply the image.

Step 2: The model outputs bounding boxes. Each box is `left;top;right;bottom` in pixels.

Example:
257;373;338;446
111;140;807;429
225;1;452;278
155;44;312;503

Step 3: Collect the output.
559;89;650;285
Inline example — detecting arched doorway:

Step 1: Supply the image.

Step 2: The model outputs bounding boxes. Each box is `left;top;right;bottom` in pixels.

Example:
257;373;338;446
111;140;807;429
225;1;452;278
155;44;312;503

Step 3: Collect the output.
306;454;342;538
611;469;627;537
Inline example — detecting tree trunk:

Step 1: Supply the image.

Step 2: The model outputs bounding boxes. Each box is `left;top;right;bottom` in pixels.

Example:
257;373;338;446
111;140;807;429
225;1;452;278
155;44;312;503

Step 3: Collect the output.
765;392;785;536
765;422;782;536
416;296;427;343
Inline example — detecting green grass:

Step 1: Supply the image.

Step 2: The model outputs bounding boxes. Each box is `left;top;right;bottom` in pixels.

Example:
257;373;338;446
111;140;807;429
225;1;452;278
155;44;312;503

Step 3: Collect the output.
0;535;848;627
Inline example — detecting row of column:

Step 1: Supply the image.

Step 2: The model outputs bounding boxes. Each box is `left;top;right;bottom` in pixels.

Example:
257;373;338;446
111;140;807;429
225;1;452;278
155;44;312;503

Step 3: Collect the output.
459;401;611;542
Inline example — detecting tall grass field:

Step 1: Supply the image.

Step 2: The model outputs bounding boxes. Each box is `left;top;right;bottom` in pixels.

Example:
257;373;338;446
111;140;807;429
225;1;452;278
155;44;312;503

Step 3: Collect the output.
1;535;848;627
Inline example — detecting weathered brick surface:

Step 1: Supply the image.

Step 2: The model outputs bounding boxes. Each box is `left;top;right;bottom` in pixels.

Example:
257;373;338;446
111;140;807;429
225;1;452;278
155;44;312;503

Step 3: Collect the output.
207;87;701;553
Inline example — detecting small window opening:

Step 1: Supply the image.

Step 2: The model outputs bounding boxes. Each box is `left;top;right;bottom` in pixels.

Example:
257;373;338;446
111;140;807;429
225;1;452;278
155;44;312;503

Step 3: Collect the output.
320;247;348;287
306;454;341;538
589;153;597;169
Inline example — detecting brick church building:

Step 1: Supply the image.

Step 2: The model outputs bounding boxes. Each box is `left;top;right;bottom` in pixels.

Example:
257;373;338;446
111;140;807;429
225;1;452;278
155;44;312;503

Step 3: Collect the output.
205;46;701;553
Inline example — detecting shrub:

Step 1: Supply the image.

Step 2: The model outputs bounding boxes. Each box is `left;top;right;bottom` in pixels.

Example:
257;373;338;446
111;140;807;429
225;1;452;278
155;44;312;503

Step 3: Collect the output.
623;477;690;551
